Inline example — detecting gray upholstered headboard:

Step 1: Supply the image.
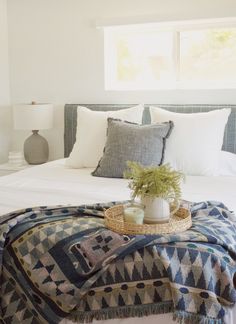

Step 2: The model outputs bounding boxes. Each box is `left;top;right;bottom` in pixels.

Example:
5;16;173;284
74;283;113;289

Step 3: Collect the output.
64;104;236;157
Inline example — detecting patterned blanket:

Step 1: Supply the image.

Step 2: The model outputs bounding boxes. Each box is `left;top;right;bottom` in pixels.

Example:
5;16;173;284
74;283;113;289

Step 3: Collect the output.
0;201;236;324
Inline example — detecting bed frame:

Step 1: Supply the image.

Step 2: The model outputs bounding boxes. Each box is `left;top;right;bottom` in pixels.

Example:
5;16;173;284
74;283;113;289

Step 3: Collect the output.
64;104;236;157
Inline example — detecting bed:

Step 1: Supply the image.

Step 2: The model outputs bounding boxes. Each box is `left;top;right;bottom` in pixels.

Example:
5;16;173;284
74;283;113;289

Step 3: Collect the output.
0;104;236;324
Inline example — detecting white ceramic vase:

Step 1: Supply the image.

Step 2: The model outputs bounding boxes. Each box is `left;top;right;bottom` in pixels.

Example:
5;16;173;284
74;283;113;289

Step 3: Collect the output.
141;196;170;223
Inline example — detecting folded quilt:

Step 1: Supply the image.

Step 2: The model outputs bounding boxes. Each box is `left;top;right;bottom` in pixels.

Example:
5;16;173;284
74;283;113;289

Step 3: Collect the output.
0;201;236;324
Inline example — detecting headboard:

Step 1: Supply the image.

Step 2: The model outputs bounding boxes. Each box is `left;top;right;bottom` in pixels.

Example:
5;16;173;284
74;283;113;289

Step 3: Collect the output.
64;104;236;157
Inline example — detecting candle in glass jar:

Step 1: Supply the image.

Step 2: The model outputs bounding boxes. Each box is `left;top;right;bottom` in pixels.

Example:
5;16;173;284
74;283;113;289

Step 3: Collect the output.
124;204;144;224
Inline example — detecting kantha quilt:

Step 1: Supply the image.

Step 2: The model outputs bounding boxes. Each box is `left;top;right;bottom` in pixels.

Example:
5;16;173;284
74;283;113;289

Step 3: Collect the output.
0;201;236;324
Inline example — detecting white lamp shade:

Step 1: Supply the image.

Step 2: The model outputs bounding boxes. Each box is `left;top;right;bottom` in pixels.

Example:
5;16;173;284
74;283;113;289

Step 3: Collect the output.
13;104;53;130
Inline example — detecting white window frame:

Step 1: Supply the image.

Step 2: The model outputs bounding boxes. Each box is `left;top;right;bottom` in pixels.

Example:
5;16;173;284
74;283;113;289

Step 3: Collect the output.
100;17;236;91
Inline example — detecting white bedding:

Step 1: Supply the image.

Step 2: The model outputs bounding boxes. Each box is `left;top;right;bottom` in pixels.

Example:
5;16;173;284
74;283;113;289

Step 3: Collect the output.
0;159;236;216
0;158;236;324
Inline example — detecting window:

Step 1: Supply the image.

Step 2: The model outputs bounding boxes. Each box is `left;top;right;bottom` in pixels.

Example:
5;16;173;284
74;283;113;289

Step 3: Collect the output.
179;29;236;87
103;19;236;90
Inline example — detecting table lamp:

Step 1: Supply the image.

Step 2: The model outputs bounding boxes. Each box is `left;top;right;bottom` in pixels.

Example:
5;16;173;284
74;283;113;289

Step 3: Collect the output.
13;102;53;165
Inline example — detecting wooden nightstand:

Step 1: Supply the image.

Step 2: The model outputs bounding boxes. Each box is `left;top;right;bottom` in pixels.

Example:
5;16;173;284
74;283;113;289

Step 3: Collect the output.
0;163;33;177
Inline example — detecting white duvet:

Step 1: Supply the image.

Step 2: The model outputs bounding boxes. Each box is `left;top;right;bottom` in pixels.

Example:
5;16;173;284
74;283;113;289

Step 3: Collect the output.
0;158;236;324
0;159;236;215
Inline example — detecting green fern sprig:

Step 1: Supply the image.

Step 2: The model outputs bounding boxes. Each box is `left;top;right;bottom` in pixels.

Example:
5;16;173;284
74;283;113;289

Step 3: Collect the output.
124;161;184;202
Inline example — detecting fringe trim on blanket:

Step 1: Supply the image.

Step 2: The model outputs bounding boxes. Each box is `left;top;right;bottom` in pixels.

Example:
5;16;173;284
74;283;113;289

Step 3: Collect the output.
71;302;173;323
69;304;224;324
173;310;223;324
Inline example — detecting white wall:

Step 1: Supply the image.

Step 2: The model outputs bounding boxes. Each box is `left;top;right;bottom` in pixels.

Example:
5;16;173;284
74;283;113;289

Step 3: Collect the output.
6;0;236;160
0;0;11;163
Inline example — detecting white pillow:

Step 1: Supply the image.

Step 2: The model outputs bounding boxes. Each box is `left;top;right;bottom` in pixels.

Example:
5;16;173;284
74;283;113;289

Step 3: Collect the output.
66;104;144;168
219;151;236;176
150;107;231;176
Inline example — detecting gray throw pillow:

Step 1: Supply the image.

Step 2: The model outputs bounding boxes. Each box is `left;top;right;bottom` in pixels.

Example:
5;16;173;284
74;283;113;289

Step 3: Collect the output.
92;118;174;178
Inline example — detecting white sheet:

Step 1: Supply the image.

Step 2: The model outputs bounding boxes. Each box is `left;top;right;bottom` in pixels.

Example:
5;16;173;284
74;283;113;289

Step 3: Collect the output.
0;159;236;215
0;159;236;324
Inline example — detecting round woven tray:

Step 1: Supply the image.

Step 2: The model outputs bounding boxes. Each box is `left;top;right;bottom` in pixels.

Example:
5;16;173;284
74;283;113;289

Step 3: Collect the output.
104;205;192;235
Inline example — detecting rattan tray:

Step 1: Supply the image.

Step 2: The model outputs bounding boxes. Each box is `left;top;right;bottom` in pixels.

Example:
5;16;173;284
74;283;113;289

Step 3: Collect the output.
105;205;192;235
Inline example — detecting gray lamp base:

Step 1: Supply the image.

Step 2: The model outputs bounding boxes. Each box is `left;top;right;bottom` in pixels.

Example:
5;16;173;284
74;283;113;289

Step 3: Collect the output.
24;130;49;165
